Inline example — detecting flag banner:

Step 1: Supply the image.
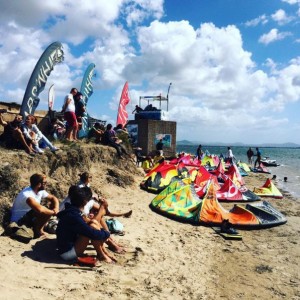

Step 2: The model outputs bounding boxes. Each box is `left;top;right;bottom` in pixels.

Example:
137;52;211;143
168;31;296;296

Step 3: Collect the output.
20;42;64;116
78;63;96;138
48;84;55;110
116;81;130;127
80;63;96;105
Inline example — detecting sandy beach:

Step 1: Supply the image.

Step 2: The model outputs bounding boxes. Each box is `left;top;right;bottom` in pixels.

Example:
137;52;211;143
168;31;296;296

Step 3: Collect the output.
0;144;299;300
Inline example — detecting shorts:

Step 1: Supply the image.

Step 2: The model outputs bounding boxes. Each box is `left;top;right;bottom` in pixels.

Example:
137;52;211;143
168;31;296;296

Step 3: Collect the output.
64;111;77;127
17;210;36;227
60;247;77;261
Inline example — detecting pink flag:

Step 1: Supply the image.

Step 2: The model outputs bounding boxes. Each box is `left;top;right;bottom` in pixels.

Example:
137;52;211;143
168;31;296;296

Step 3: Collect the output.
116;82;130;127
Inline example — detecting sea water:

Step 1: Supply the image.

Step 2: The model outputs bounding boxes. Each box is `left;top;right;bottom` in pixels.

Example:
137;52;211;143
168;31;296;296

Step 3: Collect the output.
176;145;300;198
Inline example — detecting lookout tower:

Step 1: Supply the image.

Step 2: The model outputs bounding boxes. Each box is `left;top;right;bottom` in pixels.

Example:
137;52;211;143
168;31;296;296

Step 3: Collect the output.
127;83;176;157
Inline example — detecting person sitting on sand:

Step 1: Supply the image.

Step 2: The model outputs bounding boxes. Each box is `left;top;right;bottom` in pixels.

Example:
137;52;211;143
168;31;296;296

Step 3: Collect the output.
56;186;114;263
48;117;66;140
10;173;59;238
21;115;59;154
153;150;165;165
88;122;105;143
142;156;153;173
0;112;36;156
60;173;132;253
102;123;129;159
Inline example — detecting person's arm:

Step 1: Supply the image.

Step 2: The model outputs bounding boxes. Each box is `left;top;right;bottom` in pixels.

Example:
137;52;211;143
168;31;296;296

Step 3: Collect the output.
21;125;36;143
26;196;57;216
62;97;71;112
71;213;110;241
45;194;60;214
0;114;8;127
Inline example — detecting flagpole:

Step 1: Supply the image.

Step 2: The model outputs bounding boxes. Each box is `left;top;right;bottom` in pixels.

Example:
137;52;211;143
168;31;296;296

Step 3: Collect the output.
166;82;172;111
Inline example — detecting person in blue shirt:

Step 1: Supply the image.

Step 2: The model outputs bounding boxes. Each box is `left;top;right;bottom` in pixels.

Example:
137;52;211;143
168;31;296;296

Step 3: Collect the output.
56;186;114;263
254;147;262;168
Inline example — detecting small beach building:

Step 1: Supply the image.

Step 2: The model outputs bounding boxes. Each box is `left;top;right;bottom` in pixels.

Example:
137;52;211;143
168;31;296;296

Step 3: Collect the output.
127;91;176;157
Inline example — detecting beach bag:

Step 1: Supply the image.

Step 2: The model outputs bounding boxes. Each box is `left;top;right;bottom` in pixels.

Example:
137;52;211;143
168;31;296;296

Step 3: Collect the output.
44;217;58;234
105;218;124;234
3;222;34;244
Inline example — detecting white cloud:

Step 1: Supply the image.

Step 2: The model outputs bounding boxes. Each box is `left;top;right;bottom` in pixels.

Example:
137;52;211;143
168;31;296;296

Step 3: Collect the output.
271;9;293;25
123;0;164;26
0;1;300;144
259;28;292;44
281;0;300;4
245;15;268;27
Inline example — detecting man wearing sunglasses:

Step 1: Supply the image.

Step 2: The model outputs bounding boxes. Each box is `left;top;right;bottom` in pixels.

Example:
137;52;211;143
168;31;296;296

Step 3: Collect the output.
10;173;59;238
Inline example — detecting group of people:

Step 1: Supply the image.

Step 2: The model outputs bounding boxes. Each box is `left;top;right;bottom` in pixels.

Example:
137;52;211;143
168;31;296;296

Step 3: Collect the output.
247;147;261;168
10;172;132;264
61;87;86;142
0;112;59;156
0;87;134;160
131;104;159;114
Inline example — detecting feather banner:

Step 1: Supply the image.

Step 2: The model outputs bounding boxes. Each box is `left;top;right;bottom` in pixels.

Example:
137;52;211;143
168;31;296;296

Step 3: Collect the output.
116;81;130;127
20;42;64;116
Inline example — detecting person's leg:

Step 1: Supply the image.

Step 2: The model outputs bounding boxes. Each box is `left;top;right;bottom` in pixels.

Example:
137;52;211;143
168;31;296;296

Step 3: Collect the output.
91;239;116;263
72;124;78;141
12;129;34;154
33;213;52;238
119;144;128;155
88;219;116;262
74;235;90;256
65;127;72;140
40;135;58;151
109;142;123;157
93;207;125;254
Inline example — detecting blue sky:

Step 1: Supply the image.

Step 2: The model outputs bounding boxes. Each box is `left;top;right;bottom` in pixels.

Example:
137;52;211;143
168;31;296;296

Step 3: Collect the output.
0;0;300;144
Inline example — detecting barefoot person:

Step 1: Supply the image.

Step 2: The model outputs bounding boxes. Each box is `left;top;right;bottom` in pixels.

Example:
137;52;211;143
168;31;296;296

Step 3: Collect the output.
60;172;132;253
56;186;114;263
10;173;59;237
62;87;78;141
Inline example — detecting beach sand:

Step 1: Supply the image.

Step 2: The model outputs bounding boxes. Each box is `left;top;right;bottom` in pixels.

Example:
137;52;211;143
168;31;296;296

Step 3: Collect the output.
0;145;299;299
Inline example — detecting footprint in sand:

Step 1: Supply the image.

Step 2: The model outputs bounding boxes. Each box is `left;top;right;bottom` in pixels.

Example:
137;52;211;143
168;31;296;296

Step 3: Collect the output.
116;247;143;266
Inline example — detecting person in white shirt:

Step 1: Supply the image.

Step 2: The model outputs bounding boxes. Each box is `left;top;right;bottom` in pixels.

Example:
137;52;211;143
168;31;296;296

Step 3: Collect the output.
226;147;235;164
62;87;78;141
11;173;59;238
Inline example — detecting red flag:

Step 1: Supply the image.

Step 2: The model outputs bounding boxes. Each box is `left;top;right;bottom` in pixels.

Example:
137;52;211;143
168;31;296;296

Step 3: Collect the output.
116;82;130;127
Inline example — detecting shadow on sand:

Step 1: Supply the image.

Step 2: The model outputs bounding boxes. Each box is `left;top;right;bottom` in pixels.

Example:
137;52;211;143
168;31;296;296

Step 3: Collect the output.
21;237;65;265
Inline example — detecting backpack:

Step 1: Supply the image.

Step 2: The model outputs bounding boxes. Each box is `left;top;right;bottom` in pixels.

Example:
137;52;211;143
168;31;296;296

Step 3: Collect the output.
3;222;34;244
105;218;124;234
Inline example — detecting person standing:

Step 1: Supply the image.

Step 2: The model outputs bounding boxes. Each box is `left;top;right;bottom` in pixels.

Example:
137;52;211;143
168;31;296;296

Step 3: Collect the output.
196;144;203;160
156;138;164;156
226;147;235;164
254;147;262;168
246;147;254;165
62;88;78;141
10;173;59;238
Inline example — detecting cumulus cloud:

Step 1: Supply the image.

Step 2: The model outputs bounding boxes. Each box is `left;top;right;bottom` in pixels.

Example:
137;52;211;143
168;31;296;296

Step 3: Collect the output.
0;1;300;144
271;9;293;25
259;28;292;44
